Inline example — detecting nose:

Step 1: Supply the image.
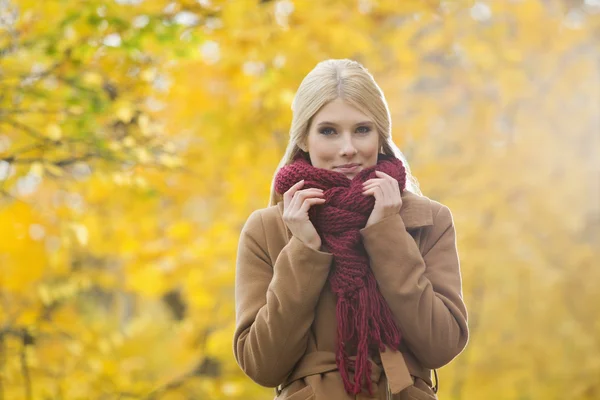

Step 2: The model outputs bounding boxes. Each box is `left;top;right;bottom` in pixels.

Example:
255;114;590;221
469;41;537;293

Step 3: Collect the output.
340;135;358;156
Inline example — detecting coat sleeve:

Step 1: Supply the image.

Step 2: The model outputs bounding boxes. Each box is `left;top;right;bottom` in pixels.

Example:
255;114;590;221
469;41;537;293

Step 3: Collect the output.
359;204;469;369
233;210;333;387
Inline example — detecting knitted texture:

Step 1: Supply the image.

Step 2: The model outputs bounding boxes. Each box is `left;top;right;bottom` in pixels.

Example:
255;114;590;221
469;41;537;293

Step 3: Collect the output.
274;152;407;396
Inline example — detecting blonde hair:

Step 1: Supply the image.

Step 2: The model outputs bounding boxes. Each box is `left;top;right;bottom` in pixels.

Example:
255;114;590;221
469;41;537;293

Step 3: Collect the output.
268;59;421;207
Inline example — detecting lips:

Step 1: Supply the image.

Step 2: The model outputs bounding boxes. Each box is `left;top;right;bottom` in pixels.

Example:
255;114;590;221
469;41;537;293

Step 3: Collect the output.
335;163;360;168
334;164;361;173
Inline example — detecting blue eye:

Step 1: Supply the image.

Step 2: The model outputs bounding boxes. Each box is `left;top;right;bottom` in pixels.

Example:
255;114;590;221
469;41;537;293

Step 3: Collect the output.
318;126;371;135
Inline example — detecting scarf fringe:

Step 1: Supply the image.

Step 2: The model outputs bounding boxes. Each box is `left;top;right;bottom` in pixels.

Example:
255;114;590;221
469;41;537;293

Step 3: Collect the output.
336;276;401;395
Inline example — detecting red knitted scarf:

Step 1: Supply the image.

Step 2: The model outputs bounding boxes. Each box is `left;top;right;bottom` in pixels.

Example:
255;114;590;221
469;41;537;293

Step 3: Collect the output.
274;152;407;396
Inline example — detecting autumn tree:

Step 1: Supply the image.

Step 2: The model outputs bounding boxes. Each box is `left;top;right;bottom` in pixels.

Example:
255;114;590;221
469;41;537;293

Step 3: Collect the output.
1;0;598;399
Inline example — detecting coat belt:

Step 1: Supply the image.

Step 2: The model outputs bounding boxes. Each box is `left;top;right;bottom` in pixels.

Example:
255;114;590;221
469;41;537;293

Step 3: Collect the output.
277;346;415;395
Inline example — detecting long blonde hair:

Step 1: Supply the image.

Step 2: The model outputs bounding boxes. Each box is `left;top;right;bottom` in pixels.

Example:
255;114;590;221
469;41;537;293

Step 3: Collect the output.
268;59;421;207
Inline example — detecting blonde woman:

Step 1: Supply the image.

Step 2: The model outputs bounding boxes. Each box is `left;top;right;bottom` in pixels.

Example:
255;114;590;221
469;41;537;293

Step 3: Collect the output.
234;59;468;399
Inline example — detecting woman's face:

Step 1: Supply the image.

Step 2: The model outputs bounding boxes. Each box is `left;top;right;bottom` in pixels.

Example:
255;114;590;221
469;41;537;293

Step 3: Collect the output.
305;98;380;180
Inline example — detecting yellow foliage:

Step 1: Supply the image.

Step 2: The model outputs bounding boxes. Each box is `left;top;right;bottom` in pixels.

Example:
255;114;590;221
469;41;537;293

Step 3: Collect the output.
0;0;598;399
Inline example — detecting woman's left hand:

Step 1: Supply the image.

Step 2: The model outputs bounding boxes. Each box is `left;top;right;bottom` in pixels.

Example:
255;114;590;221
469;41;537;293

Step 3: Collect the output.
362;170;403;228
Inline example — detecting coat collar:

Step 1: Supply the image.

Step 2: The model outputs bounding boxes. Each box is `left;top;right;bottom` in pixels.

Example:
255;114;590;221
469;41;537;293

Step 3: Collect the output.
399;190;434;229
276;190;433;231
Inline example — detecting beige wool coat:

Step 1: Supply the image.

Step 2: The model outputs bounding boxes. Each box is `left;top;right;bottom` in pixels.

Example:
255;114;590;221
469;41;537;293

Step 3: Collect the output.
233;190;469;400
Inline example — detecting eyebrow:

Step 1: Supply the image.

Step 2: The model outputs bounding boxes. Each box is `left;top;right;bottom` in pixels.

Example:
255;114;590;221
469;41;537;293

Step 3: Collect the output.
316;121;374;127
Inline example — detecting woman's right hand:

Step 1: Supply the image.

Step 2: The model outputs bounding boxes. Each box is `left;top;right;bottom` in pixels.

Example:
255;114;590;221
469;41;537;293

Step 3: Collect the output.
282;180;326;251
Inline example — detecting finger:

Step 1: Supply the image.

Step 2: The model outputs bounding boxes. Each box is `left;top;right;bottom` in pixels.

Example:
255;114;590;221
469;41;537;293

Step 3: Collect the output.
294;188;325;201
363;178;387;193
380;180;392;203
364;177;384;183
380;172;397;187
364;186;383;198
289;179;306;195
362;182;380;191
375;171;392;179
298;187;325;194
385;176;400;198
287;188;300;212
290;188;324;210
373;186;384;201
299;197;326;214
284;180;305;205
286;184;320;207
380;180;401;209
288;185;317;211
363;177;383;188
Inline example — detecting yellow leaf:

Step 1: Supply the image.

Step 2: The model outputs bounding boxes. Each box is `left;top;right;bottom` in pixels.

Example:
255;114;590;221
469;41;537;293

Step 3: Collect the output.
38;285;53;305
158;154;183;168
70;223;88;246
68;105;84;115
167;221;192;240
138;114;151;136
188;289;216;310
123;136;136;148
29;162;44;177
109;141;122;151
134;147;152;163
140;68;157;81
82;72;103;86
44;163;63;176
46;124;62;141
134;175;148;188
117;104;134;122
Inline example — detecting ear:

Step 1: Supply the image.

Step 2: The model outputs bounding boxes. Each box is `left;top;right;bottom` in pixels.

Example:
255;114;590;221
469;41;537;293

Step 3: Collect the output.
298;141;307;152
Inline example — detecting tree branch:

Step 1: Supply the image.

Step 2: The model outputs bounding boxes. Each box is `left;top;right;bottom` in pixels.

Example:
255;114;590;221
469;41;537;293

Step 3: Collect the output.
19;329;32;400
0;118;54;143
0;332;5;400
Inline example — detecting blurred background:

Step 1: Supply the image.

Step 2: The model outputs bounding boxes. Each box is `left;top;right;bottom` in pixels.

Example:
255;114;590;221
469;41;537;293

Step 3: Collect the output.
0;0;599;399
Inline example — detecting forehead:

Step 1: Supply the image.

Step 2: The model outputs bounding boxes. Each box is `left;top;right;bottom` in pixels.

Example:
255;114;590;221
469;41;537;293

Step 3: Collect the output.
312;99;372;125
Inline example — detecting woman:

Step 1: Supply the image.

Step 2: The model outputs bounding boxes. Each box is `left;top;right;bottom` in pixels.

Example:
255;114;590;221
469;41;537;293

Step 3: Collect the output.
233;59;469;399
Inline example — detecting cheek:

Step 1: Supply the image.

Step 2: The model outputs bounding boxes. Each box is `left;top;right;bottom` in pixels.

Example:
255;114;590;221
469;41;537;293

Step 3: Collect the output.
361;137;380;165
361;137;380;154
307;135;336;166
312;148;336;166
